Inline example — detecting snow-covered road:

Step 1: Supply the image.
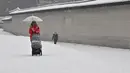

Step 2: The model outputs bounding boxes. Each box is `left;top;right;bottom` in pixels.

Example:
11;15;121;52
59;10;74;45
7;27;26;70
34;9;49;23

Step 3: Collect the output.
0;29;130;73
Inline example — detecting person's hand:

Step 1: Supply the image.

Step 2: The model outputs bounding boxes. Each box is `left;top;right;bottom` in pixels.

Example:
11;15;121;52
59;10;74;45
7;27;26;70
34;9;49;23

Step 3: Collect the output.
32;28;35;32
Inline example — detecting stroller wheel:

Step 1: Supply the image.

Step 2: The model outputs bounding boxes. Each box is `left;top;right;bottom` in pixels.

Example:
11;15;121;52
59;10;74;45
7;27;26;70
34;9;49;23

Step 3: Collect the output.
32;53;34;56
32;51;35;56
40;53;42;56
40;50;42;56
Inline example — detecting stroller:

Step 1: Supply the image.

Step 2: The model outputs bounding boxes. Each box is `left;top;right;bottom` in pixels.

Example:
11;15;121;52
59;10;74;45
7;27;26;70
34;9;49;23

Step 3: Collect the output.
31;34;42;56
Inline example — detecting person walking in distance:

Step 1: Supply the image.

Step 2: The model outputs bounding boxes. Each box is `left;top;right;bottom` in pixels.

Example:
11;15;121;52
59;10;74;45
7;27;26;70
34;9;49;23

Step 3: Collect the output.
52;32;58;44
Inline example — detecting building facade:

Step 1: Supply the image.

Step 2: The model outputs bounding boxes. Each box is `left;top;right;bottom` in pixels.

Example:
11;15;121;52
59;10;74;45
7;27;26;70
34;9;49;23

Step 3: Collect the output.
3;1;130;49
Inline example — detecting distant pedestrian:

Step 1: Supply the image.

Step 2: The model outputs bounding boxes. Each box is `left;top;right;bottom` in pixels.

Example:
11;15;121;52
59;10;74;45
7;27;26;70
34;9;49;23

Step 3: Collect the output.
52;32;58;44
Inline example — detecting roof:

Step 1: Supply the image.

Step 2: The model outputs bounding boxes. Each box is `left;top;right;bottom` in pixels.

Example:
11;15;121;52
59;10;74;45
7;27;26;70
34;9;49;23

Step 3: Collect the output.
9;0;129;14
9;7;21;13
0;16;12;21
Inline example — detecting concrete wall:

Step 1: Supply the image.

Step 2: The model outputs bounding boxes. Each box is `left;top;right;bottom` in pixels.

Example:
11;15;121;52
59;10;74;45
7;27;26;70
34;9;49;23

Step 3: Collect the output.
3;4;130;49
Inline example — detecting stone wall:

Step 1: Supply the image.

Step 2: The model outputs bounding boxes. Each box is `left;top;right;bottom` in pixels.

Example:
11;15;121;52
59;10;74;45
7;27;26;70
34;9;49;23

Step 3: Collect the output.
3;4;130;49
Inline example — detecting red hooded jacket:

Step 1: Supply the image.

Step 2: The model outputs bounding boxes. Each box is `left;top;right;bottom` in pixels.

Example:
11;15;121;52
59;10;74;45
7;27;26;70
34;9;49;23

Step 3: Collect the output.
29;24;40;40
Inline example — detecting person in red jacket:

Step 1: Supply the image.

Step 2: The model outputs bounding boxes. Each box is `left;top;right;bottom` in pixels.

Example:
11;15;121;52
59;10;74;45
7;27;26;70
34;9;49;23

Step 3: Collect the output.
29;21;40;41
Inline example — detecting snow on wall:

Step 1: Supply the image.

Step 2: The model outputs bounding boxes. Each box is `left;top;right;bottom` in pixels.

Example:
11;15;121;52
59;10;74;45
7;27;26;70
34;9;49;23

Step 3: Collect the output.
9;0;129;14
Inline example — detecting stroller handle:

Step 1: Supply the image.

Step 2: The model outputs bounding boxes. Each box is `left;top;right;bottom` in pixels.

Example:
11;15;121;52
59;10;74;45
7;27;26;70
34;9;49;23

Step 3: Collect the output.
32;33;40;35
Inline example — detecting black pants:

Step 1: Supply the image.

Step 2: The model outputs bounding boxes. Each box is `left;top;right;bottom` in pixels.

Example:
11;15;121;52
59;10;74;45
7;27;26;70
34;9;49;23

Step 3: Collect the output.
54;40;57;44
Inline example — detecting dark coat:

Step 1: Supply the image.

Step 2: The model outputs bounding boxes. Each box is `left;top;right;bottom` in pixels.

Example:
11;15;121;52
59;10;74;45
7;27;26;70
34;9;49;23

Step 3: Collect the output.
52;33;58;41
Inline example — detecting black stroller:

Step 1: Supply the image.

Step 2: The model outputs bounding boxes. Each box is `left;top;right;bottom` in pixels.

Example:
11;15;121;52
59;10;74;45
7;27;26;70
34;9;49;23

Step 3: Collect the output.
31;34;42;56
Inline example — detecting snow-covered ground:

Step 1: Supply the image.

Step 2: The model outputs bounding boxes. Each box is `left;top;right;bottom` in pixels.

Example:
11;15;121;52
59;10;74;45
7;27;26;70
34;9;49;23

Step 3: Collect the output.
0;29;130;73
0;29;14;35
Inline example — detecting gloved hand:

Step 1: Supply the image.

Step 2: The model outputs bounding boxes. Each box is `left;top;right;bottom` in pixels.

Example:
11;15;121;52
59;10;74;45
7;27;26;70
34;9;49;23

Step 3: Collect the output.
32;28;35;32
